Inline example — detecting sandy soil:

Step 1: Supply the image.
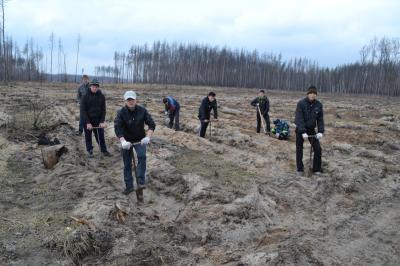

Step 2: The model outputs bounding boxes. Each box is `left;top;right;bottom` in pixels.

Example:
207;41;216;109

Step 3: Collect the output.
0;82;399;265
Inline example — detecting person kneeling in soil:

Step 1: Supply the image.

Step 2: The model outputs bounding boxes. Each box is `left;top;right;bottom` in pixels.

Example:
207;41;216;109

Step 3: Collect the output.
271;119;290;140
250;89;271;134
162;96;180;130
114;91;156;200
81;78;112;158
294;86;324;175
198;92;218;138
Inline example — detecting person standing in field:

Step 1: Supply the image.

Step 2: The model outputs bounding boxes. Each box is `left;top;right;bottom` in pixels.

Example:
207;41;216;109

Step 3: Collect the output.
76;75;90;135
114;91;156;201
81;78;112;158
198;92;218;138
295;86;324;174
250;89;271;134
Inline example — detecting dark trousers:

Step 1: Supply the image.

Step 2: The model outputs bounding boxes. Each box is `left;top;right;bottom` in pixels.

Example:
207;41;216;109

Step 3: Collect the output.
78;110;84;133
122;144;147;190
168;107;180;130
84;125;107;153
296;131;322;172
257;112;271;133
199;120;209;138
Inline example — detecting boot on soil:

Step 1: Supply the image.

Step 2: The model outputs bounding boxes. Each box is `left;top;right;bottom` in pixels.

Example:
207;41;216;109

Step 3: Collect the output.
136;188;144;203
296;171;304;177
88;151;94;158
123;187;134;195
102;151;112;157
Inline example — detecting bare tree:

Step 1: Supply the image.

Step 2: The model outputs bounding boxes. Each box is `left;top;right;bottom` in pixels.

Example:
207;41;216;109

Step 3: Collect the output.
1;0;7;83
74;33;81;83
49;32;55;82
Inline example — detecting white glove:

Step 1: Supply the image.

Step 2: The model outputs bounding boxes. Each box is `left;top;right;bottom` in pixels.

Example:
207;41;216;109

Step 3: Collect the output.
256;103;259;106
121;139;132;150
275;133;280;138
316;133;323;140
164;111;168;115
302;133;309;140
141;137;150;145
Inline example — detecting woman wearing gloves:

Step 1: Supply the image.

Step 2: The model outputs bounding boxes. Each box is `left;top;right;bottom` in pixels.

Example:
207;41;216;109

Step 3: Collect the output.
114;91;156;200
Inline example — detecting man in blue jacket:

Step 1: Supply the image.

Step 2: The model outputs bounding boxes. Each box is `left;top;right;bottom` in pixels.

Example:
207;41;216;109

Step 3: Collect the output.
198;92;218;138
162;96;180;130
251;89;270;134
295;86;325;174
114;91;156;200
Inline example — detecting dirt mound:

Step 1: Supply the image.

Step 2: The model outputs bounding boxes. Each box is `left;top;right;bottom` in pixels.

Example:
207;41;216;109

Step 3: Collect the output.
0;83;399;265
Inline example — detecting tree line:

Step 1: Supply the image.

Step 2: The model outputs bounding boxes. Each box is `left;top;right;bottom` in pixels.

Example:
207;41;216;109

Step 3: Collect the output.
0;30;399;95
96;37;400;96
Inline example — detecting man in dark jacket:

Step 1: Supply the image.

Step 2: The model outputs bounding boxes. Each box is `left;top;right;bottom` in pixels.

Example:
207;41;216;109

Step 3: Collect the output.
295;86;324;174
81;78;111;158
198;92;218;138
251;89;270;134
114;91;156;199
76;75;90;135
162;96;180;130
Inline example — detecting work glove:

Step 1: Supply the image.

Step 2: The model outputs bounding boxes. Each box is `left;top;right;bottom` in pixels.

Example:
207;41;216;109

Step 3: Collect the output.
256;103;260;106
87;123;93;130
316;133;323;140
302;133;309;140
276;133;280;138
99;122;107;128
141;136;151;145
164;111;168;115
121;139;132;150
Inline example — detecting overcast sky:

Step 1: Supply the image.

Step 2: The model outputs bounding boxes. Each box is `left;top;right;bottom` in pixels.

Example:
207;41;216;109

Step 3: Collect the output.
7;0;400;75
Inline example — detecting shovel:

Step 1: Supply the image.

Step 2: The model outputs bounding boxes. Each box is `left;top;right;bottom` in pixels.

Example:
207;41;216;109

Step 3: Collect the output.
257;105;267;134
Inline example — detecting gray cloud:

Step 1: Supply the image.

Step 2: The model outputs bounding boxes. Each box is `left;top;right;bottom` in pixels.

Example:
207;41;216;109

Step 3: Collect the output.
7;0;400;74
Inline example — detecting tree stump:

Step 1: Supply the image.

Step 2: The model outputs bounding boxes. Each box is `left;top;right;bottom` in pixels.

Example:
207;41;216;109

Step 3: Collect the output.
41;144;68;169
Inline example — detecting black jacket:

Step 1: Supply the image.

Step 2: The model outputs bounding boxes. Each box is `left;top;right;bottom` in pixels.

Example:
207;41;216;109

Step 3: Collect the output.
114;105;156;143
251;96;270;115
77;83;89;102
198;97;218;121
81;89;106;124
295;97;324;134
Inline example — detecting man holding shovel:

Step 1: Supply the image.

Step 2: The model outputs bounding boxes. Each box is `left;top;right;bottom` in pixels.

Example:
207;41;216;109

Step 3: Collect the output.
114;91;156;200
81;78;111;158
294;86;324;175
198;92;218;138
251;89;271;134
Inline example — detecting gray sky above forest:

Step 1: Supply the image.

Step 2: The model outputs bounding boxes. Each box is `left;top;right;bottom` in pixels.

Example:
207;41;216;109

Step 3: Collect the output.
7;0;400;75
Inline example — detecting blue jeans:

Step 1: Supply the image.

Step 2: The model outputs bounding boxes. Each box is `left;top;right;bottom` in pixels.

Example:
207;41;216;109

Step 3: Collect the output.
84;126;107;153
122;144;147;190
168;106;180;130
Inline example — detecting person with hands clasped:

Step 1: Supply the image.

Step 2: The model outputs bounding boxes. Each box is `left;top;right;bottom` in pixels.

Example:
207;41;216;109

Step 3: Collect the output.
80;78;111;158
114;91;156;201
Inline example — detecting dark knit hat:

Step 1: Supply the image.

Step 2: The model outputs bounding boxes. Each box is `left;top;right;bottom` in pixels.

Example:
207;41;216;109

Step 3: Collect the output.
307;86;317;95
